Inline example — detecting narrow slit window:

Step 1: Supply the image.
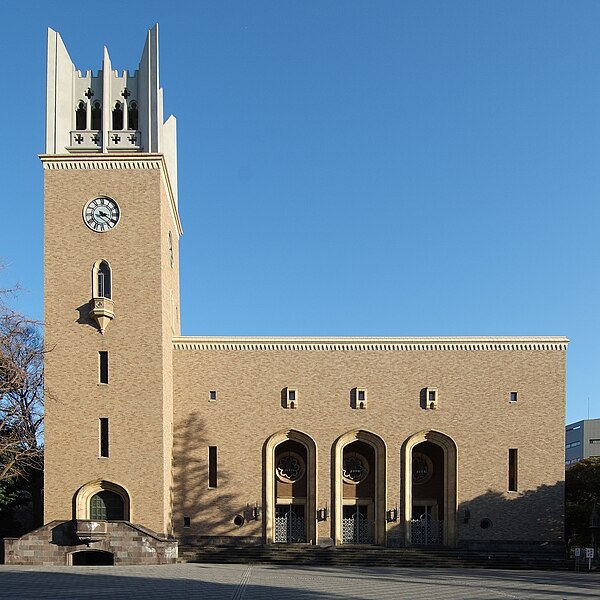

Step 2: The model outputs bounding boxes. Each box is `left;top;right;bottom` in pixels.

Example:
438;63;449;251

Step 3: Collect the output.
99;351;109;384
508;448;518;492
100;418;109;458
208;446;218;488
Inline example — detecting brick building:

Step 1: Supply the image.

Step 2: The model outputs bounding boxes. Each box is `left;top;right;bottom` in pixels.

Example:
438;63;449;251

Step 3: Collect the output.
4;27;568;565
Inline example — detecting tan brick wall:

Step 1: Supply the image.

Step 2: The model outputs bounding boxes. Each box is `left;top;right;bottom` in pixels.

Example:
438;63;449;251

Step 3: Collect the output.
43;156;179;536
172;344;566;546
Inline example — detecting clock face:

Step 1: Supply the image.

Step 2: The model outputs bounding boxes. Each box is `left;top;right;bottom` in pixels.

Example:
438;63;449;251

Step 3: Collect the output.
83;197;120;232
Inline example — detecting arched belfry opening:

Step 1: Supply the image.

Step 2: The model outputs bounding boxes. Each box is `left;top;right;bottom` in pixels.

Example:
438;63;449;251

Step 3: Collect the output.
75;101;86;130
74;480;131;522
128;101;138;130
91;101;102;130
264;431;317;544
334;431;386;545
112;101;123;130
403;431;457;547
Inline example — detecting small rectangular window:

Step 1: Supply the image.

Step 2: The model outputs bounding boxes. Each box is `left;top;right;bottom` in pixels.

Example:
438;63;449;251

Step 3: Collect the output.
209;390;217;401
288;389;296;401
508;448;518;492
99;351;109;384
590;439;600;444
358;390;365;402
208;446;218;488
510;391;518;402
183;517;191;528
100;418;109;458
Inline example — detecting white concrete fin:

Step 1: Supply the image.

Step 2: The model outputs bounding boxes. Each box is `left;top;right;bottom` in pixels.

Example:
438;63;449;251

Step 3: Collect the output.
102;46;112;154
46;28;76;153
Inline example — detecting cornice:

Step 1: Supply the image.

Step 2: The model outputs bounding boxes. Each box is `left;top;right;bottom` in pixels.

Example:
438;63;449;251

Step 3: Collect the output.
172;336;569;352
39;153;183;235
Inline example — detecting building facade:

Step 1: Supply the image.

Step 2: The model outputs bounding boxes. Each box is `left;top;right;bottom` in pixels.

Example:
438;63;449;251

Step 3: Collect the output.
4;27;568;565
565;419;600;467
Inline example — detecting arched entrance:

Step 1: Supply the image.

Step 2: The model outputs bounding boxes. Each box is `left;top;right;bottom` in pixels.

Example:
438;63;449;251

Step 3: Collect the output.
334;431;386;545
403;431;457;547
74;480;131;521
264;430;317;544
71;550;114;565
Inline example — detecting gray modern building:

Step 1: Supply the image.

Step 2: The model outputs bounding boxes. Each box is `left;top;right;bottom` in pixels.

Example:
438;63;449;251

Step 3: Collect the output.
565;418;600;467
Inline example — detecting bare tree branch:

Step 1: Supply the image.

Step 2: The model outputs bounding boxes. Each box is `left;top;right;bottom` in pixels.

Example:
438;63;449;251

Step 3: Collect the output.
0;282;44;485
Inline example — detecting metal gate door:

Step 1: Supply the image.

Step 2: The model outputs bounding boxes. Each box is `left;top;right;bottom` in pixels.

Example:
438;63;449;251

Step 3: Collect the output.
342;505;373;544
274;504;306;543
410;506;442;545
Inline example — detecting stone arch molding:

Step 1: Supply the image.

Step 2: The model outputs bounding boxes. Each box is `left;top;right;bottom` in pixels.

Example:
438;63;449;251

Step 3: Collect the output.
264;430;317;544
402;430;458;547
74;480;131;521
333;430;387;545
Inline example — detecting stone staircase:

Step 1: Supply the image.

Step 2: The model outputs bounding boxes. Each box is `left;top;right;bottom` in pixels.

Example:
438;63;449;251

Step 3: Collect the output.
177;544;572;571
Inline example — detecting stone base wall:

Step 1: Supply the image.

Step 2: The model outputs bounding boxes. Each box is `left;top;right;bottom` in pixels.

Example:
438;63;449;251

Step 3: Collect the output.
4;520;178;565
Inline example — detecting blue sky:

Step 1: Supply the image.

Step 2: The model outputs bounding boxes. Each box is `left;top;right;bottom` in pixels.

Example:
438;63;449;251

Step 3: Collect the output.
0;1;598;423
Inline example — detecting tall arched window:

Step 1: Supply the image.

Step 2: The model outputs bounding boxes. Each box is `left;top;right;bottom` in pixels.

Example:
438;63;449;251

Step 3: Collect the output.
128;101;138;130
90;491;124;520
91;101;102;130
75;101;87;130
93;260;112;299
112;102;123;130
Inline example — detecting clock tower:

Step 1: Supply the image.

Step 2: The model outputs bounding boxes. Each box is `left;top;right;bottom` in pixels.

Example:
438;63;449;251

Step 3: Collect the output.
43;26;181;539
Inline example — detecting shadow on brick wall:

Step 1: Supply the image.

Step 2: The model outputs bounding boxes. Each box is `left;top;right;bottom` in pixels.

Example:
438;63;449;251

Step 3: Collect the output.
456;480;565;553
172;412;257;543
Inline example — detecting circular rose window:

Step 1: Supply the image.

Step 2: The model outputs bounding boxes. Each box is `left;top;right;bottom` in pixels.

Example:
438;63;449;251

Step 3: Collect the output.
275;452;306;483
412;452;433;484
342;452;369;484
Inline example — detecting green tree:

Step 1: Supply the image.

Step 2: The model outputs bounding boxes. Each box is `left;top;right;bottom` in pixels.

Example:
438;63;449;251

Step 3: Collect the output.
565;457;600;548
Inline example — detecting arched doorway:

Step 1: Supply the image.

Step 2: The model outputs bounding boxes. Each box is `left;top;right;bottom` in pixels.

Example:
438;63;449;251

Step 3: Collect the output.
71;550;114;565
264;431;317;544
74;480;131;521
90;490;124;520
334;431;386;546
403;431;457;547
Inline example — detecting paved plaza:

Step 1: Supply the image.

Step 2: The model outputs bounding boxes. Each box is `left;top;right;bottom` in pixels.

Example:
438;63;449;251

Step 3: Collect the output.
0;564;598;599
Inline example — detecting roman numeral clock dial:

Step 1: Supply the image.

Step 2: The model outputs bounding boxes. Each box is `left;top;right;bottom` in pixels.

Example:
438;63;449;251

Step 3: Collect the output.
83;196;121;232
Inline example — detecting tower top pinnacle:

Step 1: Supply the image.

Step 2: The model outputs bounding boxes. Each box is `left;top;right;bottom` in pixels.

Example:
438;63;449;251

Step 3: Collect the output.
45;25;177;196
